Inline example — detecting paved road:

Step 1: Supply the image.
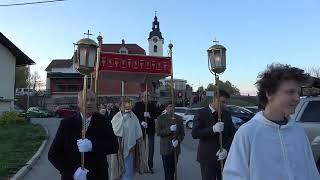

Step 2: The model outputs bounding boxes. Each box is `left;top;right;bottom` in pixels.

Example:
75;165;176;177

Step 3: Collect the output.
23;118;201;180
23;118;60;180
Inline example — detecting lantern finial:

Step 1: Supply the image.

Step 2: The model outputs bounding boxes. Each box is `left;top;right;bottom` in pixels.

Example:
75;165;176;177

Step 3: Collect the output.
213;38;219;44
84;30;93;38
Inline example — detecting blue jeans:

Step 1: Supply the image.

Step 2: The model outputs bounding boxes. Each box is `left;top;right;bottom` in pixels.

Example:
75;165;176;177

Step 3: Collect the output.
121;152;135;180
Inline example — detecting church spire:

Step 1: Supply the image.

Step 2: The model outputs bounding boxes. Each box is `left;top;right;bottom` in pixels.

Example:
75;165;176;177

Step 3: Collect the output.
148;13;163;40
148;13;164;56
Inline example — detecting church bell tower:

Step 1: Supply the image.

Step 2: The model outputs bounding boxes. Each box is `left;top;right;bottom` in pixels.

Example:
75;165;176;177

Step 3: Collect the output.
148;13;164;56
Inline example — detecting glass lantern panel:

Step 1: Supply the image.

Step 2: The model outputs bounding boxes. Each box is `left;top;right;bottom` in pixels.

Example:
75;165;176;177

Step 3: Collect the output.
88;46;97;68
213;49;222;67
79;46;88;66
222;51;226;67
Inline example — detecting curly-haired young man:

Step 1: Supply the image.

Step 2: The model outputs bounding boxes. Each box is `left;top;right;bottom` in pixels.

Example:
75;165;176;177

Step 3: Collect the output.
223;63;320;180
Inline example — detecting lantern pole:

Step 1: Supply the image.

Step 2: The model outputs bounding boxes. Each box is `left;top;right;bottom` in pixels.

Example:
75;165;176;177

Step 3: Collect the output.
73;30;98;169
207;39;227;179
81;75;88;168
215;72;224;175
144;77;148;147
168;42;178;180
95;33;103;94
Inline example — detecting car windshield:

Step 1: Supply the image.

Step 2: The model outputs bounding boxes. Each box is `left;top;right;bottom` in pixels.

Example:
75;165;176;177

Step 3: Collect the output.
175;108;187;113
186;109;199;115
227;106;252;114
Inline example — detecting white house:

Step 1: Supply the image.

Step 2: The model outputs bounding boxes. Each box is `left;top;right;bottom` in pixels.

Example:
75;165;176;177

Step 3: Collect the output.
0;32;35;114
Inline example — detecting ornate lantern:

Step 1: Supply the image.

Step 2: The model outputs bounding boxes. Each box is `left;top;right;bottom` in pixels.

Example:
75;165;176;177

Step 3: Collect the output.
207;43;227;74
74;37;98;75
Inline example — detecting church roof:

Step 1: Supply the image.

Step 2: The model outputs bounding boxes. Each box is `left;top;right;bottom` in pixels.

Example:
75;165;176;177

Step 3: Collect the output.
148;15;163;40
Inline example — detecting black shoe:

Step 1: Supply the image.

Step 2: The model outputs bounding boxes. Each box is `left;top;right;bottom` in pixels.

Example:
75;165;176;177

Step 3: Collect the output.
149;168;154;174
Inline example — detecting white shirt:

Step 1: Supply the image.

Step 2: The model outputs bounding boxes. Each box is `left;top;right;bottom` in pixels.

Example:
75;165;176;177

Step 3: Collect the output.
223;111;320;180
209;104;215;113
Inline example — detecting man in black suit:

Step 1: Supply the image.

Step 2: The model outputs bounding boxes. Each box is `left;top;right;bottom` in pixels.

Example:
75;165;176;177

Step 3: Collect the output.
48;90;119;180
192;90;235;180
101;103;118;122
132;93;160;173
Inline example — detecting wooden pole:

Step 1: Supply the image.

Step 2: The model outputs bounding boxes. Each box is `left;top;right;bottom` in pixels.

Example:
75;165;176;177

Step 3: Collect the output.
90;73;93;91
169;43;178;180
144;79;148;148
81;75;88;169
215;73;224;179
94;46;101;94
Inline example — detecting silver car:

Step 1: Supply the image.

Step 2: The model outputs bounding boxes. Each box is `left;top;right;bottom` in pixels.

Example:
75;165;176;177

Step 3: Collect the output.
291;96;320;171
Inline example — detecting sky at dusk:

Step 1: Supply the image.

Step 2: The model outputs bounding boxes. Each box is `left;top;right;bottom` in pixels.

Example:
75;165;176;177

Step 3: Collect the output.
1;0;319;95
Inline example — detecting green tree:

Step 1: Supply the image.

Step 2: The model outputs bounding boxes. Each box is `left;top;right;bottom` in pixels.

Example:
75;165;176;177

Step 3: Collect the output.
197;86;204;92
15;66;29;88
206;80;240;95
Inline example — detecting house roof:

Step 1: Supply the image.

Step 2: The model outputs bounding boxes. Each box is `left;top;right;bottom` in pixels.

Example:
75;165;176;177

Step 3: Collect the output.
0;32;35;67
45;59;72;71
101;43;146;55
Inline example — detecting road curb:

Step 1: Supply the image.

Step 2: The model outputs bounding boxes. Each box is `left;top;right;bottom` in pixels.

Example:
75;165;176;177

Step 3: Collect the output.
10;125;50;180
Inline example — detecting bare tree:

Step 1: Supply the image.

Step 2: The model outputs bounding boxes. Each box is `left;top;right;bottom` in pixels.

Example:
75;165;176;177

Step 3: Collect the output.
303;66;320;95
30;71;44;90
306;67;320;78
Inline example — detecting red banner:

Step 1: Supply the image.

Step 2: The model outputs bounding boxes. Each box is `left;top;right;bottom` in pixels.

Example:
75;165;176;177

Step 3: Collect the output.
99;53;171;75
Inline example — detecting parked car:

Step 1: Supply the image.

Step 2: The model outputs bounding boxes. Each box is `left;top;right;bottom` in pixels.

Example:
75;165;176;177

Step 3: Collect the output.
174;107;189;118
232;116;245;129
183;107;244;130
183;108;202;129
54;105;79;118
174;107;189;121
225;105;255;123
26;107;50;118
290;96;320;172
245;106;261;114
15;88;36;96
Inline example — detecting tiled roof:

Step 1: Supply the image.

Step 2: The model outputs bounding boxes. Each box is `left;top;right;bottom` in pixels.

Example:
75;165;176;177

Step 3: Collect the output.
46;43;146;70
45;59;72;71
101;44;146;55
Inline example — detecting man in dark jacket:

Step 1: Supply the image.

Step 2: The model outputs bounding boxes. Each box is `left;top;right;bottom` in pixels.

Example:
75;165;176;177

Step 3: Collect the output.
132;93;159;173
104;103;118;122
48;90;119;180
192;90;235;180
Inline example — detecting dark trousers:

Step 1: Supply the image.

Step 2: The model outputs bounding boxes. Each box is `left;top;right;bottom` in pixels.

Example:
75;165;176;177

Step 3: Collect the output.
200;163;221;180
148;133;155;169
162;154;178;180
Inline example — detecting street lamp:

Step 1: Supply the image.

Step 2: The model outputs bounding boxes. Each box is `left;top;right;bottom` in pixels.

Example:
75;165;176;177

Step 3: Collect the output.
207;39;227;179
73;30;98;168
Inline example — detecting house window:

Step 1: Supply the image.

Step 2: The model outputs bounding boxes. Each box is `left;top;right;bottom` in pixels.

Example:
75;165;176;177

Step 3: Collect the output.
55;84;68;92
154;45;158;53
54;84;83;92
68;84;82;92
